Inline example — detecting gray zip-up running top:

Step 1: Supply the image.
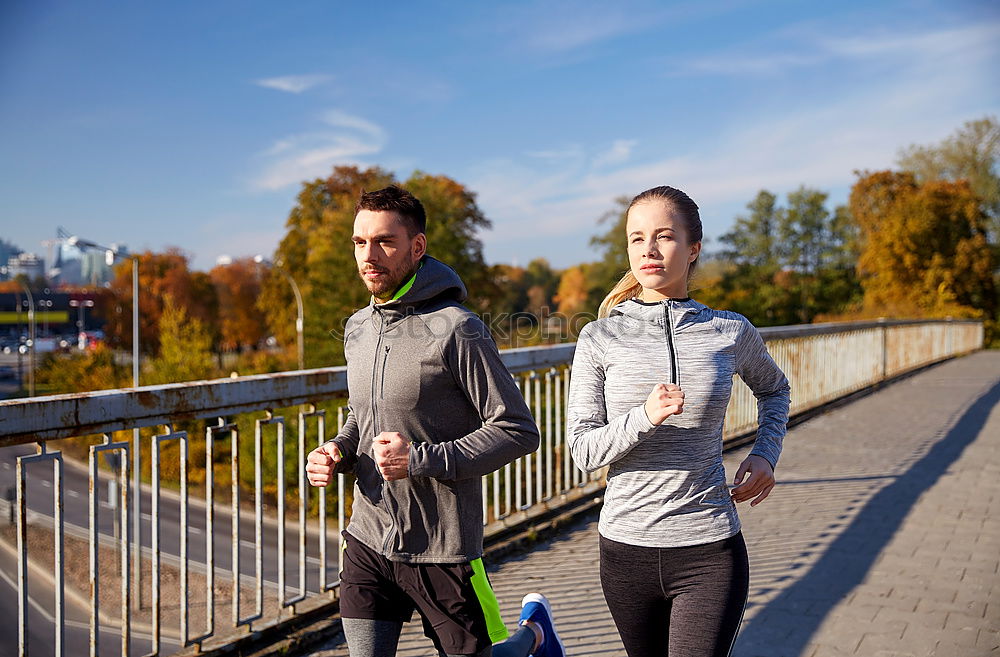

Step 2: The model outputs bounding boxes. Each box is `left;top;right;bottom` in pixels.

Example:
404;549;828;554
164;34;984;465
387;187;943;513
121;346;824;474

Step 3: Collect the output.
567;298;790;548
329;256;539;563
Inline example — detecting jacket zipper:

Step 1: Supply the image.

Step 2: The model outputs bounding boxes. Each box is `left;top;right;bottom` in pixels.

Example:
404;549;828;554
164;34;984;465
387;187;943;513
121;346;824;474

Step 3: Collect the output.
371;309;384;431
370;309;398;553
663;302;679;386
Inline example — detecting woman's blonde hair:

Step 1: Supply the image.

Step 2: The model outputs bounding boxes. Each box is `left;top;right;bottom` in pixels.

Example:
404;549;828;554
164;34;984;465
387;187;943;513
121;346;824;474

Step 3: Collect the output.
598;271;642;318
597;186;703;319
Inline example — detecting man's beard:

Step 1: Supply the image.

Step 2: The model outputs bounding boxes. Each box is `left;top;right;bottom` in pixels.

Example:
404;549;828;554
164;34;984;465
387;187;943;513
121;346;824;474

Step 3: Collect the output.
359;255;418;299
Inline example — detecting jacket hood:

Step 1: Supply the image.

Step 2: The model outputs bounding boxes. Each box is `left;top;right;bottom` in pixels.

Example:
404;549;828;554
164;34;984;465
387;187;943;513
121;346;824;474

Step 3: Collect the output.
609;297;707;324
376;255;468;309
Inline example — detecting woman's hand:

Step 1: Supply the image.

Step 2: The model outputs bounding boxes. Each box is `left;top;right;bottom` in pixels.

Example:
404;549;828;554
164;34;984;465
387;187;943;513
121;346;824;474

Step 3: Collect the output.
731;455;775;507
643;383;685;425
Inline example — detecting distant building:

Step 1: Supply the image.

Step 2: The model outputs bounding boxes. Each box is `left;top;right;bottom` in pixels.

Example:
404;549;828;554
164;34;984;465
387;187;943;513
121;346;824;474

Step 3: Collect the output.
5;252;45;282
0;239;21;281
50;243;82;286
81;250;114;286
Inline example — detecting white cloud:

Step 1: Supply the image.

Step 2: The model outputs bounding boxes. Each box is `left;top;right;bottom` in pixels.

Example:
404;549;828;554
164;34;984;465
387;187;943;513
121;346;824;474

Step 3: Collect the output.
491;0;752;55
593;140;638;168
491;1;667;54
321;110;386;141
255;74;332;94
526;146;585;161
669;21;1000;78
251;110;387;191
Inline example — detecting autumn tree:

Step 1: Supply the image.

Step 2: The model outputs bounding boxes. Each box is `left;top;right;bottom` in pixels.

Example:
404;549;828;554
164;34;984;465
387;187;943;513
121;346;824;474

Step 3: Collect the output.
104;249;219;355
210;257;268;351
850;170;996;320
260;166;495;367
554;264;595;317
897;116;1000;242
522;258;559;317
35;343;129;394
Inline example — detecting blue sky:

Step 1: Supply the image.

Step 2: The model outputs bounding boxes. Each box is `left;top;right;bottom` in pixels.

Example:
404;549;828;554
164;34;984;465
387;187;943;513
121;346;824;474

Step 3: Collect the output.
2;0;998;272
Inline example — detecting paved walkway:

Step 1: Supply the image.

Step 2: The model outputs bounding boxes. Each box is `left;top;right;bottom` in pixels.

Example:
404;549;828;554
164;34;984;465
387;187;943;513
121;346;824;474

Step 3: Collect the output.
311;351;1000;657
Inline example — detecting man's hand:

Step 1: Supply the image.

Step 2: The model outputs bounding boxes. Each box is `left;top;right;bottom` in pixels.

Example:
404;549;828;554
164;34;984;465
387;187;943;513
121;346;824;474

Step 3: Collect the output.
643;383;685;425
731;455;775;507
374;432;411;481
306;442;343;487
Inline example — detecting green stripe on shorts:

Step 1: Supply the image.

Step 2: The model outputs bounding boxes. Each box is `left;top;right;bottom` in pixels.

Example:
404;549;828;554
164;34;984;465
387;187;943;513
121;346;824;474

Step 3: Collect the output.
470;558;509;643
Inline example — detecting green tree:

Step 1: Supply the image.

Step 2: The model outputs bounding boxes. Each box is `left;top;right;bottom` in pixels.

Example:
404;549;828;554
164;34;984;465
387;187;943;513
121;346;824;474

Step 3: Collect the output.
720;190;779;270
144;295;217;384
405;171;497;314
712;188;861;325
585;196;632;312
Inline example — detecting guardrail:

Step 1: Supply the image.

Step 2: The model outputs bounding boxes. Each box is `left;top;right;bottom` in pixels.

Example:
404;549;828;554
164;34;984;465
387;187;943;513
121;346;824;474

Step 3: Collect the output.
0;317;983;656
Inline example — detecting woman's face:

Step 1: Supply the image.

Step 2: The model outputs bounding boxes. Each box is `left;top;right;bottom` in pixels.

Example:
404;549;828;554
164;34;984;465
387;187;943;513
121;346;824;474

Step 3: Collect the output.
626;200;701;300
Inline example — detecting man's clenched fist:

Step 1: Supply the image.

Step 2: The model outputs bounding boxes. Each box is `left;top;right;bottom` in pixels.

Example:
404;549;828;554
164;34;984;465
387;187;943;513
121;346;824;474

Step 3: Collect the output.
374;432;411;481
306;442;342;487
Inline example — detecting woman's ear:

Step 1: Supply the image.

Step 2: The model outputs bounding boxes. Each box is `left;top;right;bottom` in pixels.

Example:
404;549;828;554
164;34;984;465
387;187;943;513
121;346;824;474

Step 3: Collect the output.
688;241;702;263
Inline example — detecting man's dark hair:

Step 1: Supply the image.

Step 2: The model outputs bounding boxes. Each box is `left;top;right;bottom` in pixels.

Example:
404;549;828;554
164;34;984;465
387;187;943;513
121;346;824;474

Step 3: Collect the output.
355;185;427;236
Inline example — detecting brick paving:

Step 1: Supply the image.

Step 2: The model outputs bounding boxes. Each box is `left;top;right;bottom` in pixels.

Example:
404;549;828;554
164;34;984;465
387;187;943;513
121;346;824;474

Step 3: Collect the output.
310;351;1000;657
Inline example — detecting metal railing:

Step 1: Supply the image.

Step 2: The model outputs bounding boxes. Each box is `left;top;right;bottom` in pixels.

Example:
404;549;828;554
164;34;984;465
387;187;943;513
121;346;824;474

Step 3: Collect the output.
0;318;983;656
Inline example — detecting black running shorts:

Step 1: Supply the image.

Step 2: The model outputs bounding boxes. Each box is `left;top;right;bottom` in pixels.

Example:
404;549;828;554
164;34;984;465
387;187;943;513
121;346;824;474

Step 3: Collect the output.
339;532;507;655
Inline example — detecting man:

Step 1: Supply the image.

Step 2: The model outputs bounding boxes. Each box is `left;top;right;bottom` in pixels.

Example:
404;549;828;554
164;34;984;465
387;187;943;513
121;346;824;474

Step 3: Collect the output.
306;186;564;657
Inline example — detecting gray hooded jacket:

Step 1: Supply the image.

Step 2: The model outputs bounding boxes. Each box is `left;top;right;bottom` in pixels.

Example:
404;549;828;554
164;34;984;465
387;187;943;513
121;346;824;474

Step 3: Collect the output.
567;298;790;548
330;256;539;563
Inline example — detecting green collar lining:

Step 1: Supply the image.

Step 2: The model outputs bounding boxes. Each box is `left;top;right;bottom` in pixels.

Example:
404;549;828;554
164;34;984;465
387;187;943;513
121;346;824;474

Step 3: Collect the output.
373;262;422;304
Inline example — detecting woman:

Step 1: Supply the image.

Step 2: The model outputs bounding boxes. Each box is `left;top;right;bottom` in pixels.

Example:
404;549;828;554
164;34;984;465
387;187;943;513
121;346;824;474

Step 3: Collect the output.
567;186;790;657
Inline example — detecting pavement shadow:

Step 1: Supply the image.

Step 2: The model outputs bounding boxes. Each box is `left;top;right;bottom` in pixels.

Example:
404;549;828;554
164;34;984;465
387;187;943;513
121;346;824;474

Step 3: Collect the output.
735;377;1000;657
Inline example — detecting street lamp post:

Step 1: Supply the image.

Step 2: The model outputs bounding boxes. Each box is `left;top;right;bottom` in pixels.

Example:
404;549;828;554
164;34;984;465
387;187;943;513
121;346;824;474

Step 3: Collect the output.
68;235;142;608
254;255;305;371
16;283;35;397
69;299;95;350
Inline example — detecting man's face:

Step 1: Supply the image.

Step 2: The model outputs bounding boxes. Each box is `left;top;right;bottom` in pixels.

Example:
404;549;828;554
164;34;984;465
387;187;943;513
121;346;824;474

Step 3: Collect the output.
353;210;426;301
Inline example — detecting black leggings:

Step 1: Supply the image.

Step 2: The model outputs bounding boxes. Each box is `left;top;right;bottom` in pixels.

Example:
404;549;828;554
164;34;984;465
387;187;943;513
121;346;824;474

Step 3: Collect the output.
600;532;749;657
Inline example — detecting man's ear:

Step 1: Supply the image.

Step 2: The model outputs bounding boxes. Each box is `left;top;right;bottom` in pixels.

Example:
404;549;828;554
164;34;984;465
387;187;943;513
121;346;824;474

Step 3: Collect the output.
412;233;427;260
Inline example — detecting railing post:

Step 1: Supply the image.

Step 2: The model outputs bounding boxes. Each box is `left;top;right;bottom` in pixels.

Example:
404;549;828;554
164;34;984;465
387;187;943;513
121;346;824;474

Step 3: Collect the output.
878;317;888;383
